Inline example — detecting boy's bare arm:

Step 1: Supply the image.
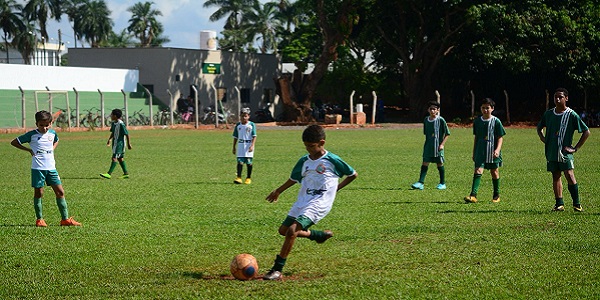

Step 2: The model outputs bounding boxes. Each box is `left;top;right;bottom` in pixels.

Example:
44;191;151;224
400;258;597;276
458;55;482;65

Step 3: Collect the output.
494;136;503;158
565;129;590;153
266;179;296;203
337;172;358;191
126;134;132;149
11;138;33;156
537;127;546;143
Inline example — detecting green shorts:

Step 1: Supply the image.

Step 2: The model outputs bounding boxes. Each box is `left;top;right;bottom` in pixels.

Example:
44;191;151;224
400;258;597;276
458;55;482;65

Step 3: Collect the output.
423;156;444;164
112;152;125;159
31;169;62;188
474;161;502;170
547;160;574;172
282;215;314;230
237;157;253;164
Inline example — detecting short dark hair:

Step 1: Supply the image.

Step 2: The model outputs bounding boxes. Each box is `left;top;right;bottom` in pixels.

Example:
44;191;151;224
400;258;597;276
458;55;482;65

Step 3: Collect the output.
555;87;569;97
35;110;52;123
427;101;440;109
481;98;495;108
111;109;123;119
302;124;326;143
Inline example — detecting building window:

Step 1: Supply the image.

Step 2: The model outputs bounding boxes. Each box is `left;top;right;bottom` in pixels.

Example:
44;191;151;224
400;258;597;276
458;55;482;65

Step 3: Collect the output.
263;88;273;104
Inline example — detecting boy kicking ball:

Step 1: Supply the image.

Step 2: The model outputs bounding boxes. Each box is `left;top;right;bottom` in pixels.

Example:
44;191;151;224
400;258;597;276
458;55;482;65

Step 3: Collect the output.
263;125;357;280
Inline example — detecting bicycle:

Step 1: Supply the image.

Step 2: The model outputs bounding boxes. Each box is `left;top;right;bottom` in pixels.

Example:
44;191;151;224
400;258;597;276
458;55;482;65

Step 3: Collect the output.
81;107;104;129
129;109;150;126
53;107;78;128
153;109;171;126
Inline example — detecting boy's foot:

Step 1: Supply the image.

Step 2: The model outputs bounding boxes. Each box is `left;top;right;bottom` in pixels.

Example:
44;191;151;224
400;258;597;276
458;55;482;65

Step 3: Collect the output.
315;230;334;244
552;205;565;211
573;205;583;212
234;177;243;184
492;196;500;203
436;183;447;190
118;174;130;179
100;173;111;179
464;195;478;203
263;269;282;280
244;178;252;184
36;219;47;227
411;182;424;190
60;217;82;226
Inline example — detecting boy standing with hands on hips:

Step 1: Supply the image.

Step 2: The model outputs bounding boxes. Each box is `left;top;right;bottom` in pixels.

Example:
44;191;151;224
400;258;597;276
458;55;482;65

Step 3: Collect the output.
537;88;590;212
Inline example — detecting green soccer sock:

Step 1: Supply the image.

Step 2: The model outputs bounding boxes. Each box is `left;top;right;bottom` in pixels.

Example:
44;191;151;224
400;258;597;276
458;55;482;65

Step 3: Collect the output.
470;174;482;196
119;161;128;174
247;164;253;178
272;255;286;272
308;230;325;241
418;165;428;183
492;178;500;198
556;197;564;206
56;198;68;220
236;164;243;177
438;166;445;184
108;161;117;174
34;198;43;219
568;184;580;206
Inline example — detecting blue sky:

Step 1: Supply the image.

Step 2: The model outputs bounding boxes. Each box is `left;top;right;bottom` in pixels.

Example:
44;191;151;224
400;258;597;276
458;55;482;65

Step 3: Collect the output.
44;0;233;49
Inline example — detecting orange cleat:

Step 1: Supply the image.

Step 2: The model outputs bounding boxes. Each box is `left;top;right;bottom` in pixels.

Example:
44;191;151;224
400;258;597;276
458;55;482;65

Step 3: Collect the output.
36;219;47;227
60;217;82;226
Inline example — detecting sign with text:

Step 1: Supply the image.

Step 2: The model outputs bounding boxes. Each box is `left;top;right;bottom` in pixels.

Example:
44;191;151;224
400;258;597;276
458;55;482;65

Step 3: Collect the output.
202;63;221;74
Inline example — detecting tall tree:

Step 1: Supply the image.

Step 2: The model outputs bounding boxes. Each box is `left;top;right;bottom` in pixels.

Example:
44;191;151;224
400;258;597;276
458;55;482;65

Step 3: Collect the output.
242;1;281;53
275;0;363;122
23;0;63;41
73;0;112;47
0;0;25;63
98;28;133;47
127;1;164;47
370;0;476;121
12;22;37;64
203;0;257;51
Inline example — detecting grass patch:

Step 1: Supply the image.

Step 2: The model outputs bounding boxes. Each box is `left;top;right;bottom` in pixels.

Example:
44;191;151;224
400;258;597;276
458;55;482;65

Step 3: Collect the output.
0;126;598;299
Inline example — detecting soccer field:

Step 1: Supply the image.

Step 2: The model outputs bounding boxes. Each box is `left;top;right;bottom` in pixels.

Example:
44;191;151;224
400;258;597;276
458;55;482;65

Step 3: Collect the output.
0;126;598;299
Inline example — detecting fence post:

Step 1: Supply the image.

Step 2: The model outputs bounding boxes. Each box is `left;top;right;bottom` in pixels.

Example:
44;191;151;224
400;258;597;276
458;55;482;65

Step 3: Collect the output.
73;88;80;127
371;91;377;125
142;86;153;127
121;89;128;126
234;86;241;123
349;90;355;124
45;86;52;113
98;89;105;129
191;85;199;128
19;86;25;129
211;85;218;127
167;89;174;125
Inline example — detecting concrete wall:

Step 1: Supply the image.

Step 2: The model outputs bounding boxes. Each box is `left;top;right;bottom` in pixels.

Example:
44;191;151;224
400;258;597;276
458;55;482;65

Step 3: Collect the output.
68;48;279;116
0;64;138;92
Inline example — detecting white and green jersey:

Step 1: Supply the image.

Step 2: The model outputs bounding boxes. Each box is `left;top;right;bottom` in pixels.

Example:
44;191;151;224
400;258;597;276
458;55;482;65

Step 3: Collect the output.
287;151;356;224
110;120;129;154
16;129;59;170
232;121;256;158
422;115;450;158
537;108;588;162
473;115;505;164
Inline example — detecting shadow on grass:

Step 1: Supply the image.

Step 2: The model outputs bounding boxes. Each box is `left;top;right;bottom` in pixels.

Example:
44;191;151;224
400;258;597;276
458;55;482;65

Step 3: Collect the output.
62;177;107;180
388;201;455;204
439;209;546;214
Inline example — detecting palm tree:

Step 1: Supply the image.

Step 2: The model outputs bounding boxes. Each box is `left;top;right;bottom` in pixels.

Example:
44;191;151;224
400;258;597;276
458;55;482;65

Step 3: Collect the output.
12;23;37;64
23;0;63;41
72;0;112;47
126;1;164;47
242;1;281;54
203;0;257;50
99;29;134;47
0;0;25;63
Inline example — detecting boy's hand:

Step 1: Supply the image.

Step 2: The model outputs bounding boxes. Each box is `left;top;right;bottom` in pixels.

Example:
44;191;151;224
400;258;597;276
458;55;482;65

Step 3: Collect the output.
563;146;577;154
266;190;280;203
438;145;444;151
128;144;132;150
493;150;500;158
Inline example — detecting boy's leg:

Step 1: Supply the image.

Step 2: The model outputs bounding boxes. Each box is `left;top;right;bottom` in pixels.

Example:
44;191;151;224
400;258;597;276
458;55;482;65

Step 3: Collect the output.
552;171;565;210
34;197;43;219
418;163;429;183
51;185;68;220
564;170;581;210
101;158;118;179
437;163;445;185
118;158;129;175
234;162;243;184
246;164;253;179
491;168;500;202
465;168;482;203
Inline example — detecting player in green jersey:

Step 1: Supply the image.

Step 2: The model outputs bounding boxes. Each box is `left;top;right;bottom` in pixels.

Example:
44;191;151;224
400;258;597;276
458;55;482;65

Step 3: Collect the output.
100;109;132;179
536;88;590;212
464;98;506;204
411;101;450;190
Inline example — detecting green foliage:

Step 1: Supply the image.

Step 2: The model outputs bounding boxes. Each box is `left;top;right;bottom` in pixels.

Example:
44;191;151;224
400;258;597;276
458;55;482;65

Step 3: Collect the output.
0;127;599;298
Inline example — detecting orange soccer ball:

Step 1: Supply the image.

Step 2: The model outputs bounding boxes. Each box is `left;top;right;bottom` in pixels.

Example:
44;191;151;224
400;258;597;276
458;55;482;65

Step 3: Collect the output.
230;253;259;281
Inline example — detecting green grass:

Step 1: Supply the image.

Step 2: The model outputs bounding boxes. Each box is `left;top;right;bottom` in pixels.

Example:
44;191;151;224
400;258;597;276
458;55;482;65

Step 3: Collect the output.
0;126;599;299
